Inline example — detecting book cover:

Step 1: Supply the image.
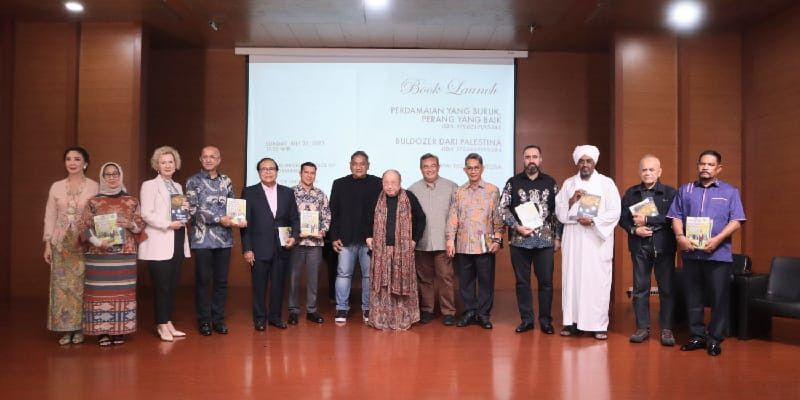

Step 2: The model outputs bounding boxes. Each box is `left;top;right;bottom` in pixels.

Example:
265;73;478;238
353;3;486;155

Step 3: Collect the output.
686;216;713;248
629;197;659;217
300;210;320;236
515;201;543;229
278;226;292;246
226;198;247;224
93;213;124;245
171;194;189;223
577;193;601;218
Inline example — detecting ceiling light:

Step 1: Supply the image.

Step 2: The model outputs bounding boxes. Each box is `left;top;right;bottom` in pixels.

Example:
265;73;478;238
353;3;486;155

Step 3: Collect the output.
64;1;84;13
365;0;390;11
666;1;704;31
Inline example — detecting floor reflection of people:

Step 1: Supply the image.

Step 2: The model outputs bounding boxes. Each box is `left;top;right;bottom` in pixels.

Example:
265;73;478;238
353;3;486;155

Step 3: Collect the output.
561;344;611;400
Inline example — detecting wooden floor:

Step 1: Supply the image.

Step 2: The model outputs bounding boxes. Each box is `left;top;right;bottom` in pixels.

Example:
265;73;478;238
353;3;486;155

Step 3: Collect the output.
1;288;799;400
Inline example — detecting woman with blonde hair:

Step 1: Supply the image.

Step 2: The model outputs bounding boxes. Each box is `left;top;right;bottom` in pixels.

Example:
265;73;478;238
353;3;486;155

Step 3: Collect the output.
80;162;145;346
43;146;99;345
138;146;191;341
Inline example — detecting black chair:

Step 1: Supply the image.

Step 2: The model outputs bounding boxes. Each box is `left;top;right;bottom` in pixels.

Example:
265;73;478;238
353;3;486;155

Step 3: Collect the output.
744;256;800;338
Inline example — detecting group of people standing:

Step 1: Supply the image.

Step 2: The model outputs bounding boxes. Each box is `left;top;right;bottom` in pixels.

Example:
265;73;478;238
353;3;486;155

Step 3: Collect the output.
43;143;745;357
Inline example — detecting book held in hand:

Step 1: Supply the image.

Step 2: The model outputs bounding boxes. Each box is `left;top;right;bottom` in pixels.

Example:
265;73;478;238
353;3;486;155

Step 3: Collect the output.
93;213;124;245
170;194;189;223
577;193;601;218
278;226;292;246
300;210;320;236
686;216;713;249
629;197;659;217
515;201;543;230
226;198;247;224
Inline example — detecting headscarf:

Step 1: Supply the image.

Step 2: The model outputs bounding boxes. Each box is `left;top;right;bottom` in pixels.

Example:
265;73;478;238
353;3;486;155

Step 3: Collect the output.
572;145;600;165
98;161;127;196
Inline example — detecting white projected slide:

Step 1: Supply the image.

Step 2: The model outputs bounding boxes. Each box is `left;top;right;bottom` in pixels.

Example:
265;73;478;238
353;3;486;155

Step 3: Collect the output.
246;61;515;193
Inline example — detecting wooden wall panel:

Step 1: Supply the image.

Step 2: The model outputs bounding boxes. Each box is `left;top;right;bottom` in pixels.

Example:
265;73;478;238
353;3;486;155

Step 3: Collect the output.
742;5;800;272
678;32;743;252
77;23;145;196
613;34;679;302
514;52;611;291
0;18;13;299
11;23;78;297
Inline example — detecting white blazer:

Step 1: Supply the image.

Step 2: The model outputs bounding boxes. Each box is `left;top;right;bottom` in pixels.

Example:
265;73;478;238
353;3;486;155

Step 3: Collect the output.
138;174;191;261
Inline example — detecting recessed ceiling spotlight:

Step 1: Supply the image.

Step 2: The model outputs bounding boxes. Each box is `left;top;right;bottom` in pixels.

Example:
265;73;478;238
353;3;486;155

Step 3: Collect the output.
666;1;704;31
365;0;390;11
64;1;85;13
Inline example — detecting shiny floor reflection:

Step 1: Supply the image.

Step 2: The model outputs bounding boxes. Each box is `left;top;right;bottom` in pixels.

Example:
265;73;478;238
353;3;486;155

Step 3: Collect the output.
1;289;798;399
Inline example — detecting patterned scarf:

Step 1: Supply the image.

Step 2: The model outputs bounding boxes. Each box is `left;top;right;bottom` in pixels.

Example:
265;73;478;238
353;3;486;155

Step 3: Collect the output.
371;190;415;296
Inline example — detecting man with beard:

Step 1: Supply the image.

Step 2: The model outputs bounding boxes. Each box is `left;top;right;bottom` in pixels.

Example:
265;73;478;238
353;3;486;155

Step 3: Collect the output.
499;145;562;334
555;145;621;340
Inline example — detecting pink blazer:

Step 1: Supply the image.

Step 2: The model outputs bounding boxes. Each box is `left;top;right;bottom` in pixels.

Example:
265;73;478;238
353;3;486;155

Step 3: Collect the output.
138;175;191;261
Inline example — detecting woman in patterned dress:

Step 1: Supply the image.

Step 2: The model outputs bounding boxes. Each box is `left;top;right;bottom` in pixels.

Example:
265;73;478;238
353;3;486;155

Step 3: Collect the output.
80;162;145;346
43;147;99;345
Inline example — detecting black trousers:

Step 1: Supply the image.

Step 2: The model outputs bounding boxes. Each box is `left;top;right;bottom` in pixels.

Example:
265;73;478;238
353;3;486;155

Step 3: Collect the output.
149;228;185;324
455;253;495;318
683;259;732;344
510;246;554;325
194;247;231;325
630;244;675;329
251;256;287;323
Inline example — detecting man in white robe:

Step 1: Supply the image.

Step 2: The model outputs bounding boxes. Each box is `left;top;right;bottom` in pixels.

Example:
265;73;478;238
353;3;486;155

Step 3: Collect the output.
555;145;621;339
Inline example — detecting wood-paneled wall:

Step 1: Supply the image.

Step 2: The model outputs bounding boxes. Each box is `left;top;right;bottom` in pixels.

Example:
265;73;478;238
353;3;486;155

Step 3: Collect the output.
0;18;13;298
742;5;800;271
9;22;143;297
613;32;743;301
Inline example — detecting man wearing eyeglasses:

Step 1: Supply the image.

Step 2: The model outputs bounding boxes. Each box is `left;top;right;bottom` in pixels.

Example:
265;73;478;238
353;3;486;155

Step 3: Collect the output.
241;157;300;331
186;146;245;336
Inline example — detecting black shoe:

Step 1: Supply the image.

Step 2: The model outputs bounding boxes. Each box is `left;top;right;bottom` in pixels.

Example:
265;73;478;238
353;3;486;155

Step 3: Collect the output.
515;321;534;333
334;310;348;323
442;315;456;326
418;311;434;324
707;342;722;356
268;319;287;329
306;312;324;323
541;323;554;334
476;316;493;329
680;338;707;351
288;313;299;325
456;312;475;327
213;322;228;334
199;323;212;336
254;321;266;331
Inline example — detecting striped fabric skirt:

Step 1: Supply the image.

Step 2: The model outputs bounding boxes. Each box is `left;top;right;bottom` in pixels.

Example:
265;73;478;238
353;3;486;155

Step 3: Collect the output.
82;253;138;336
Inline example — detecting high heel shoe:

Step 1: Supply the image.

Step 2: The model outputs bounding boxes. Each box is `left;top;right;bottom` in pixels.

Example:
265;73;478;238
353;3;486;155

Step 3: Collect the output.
157;324;174;342
166;321;186;337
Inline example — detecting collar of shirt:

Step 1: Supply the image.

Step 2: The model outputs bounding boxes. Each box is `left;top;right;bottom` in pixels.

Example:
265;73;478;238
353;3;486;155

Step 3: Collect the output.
636;180;664;194
296;184;316;193
261;182;277;193
693;179;719;188
424;178;440;189
200;169;222;180
468;179;486;190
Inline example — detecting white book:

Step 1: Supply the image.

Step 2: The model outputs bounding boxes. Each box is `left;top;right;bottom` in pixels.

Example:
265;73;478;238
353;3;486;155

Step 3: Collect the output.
300;210;320;236
226;198;247;224
278;226;292;246
515;201;543;230
686;216;713;249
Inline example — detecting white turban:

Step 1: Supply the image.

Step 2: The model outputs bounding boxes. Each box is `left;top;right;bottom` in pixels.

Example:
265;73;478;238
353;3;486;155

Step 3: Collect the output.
572;145;600;165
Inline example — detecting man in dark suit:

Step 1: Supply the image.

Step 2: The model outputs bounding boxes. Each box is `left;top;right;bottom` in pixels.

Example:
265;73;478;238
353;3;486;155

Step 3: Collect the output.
241;158;300;331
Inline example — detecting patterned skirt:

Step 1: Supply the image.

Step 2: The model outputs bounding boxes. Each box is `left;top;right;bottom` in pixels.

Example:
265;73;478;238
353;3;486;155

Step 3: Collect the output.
82;253;138;335
369;246;420;330
48;230;85;332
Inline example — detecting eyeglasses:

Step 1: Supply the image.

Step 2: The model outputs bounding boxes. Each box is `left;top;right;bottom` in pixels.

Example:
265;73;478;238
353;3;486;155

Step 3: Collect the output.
259;167;277;172
103;172;121;178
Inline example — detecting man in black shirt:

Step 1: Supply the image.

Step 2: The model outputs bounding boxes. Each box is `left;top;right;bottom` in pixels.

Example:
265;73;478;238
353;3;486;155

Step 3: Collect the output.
329;151;383;324
619;155;677;346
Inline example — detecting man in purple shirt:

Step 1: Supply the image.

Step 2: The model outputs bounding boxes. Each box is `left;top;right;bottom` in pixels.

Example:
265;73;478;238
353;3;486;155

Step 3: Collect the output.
667;150;746;356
